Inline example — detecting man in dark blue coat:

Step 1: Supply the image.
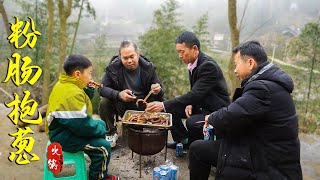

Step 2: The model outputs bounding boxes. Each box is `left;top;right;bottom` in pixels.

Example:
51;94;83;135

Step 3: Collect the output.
146;31;230;148
189;41;302;180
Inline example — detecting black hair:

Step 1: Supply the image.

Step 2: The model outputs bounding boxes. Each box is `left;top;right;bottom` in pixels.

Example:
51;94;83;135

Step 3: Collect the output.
63;54;92;75
175;31;201;50
232;40;268;65
118;40;138;54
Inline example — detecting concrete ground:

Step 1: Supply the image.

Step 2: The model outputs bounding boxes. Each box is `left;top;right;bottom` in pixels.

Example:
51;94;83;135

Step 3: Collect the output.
0;103;319;179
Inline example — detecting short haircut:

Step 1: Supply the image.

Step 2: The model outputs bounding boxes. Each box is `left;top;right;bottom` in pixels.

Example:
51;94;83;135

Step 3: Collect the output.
63;54;92;75
118;40;138;55
175;31;201;50
232;40;268;65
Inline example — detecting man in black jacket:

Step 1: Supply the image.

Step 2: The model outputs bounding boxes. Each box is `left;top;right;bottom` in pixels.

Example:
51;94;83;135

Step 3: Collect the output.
98;41;164;147
146;31;230;148
189;41;302;180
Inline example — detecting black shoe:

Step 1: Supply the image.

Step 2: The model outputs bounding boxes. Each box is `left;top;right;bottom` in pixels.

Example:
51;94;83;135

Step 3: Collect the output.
167;141;177;149
183;143;189;150
167;141;189;150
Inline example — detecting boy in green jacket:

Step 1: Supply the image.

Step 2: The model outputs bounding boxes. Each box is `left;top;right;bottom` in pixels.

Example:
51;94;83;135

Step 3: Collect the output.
46;54;118;180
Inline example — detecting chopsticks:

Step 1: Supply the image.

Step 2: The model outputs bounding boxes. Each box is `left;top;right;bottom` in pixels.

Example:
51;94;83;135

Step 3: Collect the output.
195;121;205;124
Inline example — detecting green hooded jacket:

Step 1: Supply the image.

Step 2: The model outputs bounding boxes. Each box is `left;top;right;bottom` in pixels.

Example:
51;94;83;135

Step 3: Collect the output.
46;73;106;152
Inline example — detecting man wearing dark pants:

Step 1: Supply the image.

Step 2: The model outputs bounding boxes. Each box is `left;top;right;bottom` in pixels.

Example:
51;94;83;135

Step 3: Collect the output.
189;140;221;179
98;40;164;147
98;97;145;134
189;41;302;180
146;31;230;148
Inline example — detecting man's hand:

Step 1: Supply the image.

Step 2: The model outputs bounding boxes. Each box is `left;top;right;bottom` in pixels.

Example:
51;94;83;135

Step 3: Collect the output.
203;115;210;136
146;101;164;112
88;80;103;88
118;89;136;102
185;105;193;118
151;83;161;95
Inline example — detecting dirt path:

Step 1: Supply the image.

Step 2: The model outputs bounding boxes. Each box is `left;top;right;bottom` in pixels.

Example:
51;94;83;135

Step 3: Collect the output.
211;49;320;74
0;103;319;179
300;133;320;180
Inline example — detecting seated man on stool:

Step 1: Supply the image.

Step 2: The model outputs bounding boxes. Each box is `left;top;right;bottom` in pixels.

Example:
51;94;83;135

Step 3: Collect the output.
98;40;164;147
146;31;230;149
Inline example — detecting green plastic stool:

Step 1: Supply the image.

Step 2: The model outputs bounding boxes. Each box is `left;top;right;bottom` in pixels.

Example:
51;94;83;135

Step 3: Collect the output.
43;141;87;180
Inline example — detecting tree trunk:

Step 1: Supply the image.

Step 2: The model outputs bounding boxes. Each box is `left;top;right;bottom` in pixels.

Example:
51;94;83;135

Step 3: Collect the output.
0;0;15;55
1;0;15;91
228;0;240;96
57;0;72;76
304;36;318;116
42;0;54;105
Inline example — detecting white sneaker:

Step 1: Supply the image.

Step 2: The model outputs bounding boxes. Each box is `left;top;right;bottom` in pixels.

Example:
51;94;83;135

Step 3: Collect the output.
113;133;118;141
84;153;91;163
106;134;117;148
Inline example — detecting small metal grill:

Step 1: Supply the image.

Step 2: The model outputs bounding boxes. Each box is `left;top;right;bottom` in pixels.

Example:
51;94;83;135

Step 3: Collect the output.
127;127;168;178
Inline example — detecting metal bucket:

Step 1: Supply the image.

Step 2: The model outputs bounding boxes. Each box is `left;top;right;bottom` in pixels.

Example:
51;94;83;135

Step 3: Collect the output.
127;127;167;155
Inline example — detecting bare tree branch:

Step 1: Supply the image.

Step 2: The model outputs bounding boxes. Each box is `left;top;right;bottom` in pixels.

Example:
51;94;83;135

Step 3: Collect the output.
242;17;273;42
0;87;14;100
239;0;249;31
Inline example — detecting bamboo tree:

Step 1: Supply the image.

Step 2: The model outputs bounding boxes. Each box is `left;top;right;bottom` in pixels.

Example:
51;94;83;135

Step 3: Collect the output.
305;42;318;115
139;0;186;99
69;0;84;55
42;0;54;105
289;21;320;118
192;12;210;52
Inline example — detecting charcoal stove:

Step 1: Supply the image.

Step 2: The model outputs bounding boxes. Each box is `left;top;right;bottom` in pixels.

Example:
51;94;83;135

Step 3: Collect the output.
127;126;169;178
123;110;172;178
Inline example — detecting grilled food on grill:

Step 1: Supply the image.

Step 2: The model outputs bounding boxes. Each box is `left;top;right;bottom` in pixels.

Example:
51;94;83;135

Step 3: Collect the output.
122;112;169;126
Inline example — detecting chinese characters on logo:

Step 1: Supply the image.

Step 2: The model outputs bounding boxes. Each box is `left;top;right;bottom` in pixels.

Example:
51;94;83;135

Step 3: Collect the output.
7;16;41;49
3;53;42;86
5;90;42;125
4;16;42;165
9;127;40;165
46;142;63;174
